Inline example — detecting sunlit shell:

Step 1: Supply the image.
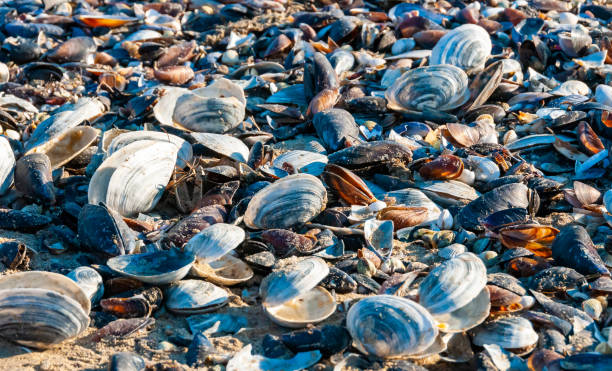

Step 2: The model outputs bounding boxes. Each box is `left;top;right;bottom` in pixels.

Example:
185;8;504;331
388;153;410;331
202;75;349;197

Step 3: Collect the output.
472;316;538;353
272;150;328;176
76;15;137;28
191;133;249;163
0;136;15;195
28;126;99;169
430;24;492;73
385;65;469;112
166;280;229;314
379;188;441;225
107;249;195;285
322;164;376;206
347;295;438;358
184;223;245;263
377;206;430;230
106;130;192;168
244;174;327;229
191;254;254;286
498;224;559;258
419;154;464;180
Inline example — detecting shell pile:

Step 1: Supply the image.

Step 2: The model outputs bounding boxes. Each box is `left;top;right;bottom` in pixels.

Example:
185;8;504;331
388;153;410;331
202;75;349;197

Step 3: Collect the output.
0;0;611;370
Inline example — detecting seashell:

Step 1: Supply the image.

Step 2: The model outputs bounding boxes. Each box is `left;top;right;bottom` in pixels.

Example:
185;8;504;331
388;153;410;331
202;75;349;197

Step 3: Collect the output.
346;295;438;358
415;180;480;207
559;25;592;58
26;97;105;152
550;80;591;97
227;344;321;371
312;109;359;151
577;122;605;155
75;15;137;28
551;225;609;276
88;140;178;216
272;150;328;177
78;203;136;256
260;257;334;328
385;65;469;112
46;37;96;63
418;154;464;180
527;267;586;294
322;164;376;206
14;153;55;204
443;123;480;147
154;65;195;85
107;130;192;168
191;133;249;163
28;126;99;169
166;280;229;315
166;204;227;246
438;243;466;260
364;219;393;252
108;352;146;371
0;136;15;195
185;224;245;263
472;317;538;354
430;24;492;73
379;188;441;225
419;252;490;332
67;266;104;305
244;174;327;230
498;224;559;258
107;249;195;285
377;206;429;230
328;140;413;174
0;271;90;348
0;208;52;232
192;254;254;286
306;88;340;117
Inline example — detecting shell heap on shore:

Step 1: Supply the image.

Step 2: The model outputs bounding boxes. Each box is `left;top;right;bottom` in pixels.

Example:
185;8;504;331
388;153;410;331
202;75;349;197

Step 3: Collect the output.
0;0;612;370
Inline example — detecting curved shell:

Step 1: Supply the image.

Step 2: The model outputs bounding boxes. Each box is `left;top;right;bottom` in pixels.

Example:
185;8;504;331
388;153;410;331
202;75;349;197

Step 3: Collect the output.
244;174;327;229
430;24;492;73
272;150;328;176
466;155;500;183
67;266;104;304
260;257;329;306
0;136;15;195
28;126;99;169
385;65;469;112
184;223;246;263
472;316;538;351
347;295;438;358
172;92;244;133
264;286;335;328
107;249;195;285
78;203;136;256
106;130;193;168
379;188;441;224
419;252;489;331
166;280;229;315
191;254;254;286
88;140;178;216
190;133;249;163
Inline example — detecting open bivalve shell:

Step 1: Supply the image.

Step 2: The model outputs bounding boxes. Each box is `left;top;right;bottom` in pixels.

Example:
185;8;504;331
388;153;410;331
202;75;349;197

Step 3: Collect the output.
191;133;249;163
185;223;253;286
27;126;99;169
154;78;245;133
166;279;229;315
347;295;439;359
244;174;327;230
0;136;15;195
419;252;490;332
430;24;492;73
0;271;90;348
106;130;193;168
260;257;335;328
88;140;178;216
472;316;538;355
107;249;195;285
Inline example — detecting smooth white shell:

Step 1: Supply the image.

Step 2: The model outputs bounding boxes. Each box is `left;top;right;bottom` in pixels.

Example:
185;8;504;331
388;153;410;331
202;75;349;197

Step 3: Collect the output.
0;136;15;195
106;130;192;168
191;132;249;163
430;24;492;73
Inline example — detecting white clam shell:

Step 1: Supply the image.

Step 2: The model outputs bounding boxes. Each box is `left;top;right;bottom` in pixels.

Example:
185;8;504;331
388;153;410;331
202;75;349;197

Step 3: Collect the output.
107;249;194;285
106;130;193;168
67;266;104;304
467;155;500;183
185;223;246;263
472;316;538;351
0;136;15;195
166;280;229;314
377;188;441;225
191;132;249;163
191;254;254;286
595;84;612;107
27;126;99;169
430;24;492;73
347;295;439;358
244;174;327;229
385;65;469;112
88;140;178;216
272;150;328;176
227;344;321;371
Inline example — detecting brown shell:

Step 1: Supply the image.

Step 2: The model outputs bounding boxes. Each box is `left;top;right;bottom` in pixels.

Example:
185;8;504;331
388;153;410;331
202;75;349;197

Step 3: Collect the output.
418;154;464;180
413;30;447;48
504;8;527;26
444;123;480;147
261;229;315;257
94;52;117;67
499;224;559;258
377;206;429;230
264;34;293;58
306;87;339;117
487;284;521;307
157;41;197;68
577;121;604;155
478;19;502;34
99;73;126;91
322;164;376;206
508;257;552;277
154;65;194;85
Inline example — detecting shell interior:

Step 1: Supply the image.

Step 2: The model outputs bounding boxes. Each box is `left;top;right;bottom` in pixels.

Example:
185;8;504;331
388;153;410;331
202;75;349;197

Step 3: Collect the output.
107;249;195;285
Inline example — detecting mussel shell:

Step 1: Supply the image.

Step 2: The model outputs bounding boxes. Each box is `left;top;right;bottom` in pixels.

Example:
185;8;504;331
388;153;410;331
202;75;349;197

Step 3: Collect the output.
166;280;229;314
46;37;96;63
551;225;609;276
328;141;412;174
346;295;438;358
107;249;195;285
191;133;249;163
78;203;136;256
385;65;469;112
472;316;538;352
14;153;55;204
430;24;492;73
312;109;359;152
244;174;327;229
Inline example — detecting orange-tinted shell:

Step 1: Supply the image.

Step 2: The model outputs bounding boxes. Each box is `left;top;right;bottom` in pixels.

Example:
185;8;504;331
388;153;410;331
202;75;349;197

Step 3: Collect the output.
322;164;376;206
504;8;527;26
413;30;447;48
444;123;480;147
487;284;521;307
157;41;196;68
377;206;429;230
508;257;552;277
99;73;126;91
577;121;604;155
94;52;117;67
528;349;563;371
306;88;339;117
478;19;502;34
154;65;194;85
418;154;464;180
499;224;559;258
76;15;137;28
264;34;293;58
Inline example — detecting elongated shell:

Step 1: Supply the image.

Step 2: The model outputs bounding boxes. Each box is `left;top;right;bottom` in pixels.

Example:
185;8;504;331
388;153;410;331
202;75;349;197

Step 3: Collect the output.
28;126;99;169
419;252;489;332
379;188;441;224
347;295;438;358
107;130;192;168
430;24;492;73
385;65;469;112
191;133;249;163
0;136;14;195
88;140;178;216
184;223;245;263
166;280;229;314
472;316;538;351
244;174;327;229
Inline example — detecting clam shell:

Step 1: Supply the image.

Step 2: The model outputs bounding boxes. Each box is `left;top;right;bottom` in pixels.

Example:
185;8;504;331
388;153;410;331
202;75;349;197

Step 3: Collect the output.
106;130;192;168
244;174;327;229
67;266;104;305
227;344;321;371
172;92;244;133
166;280;229;315
263;286;335;328
88;140;178;216
385;65;469;112
466;155;500;183
416;180;480;206
0;136;15;195
472;316;538;351
26;97;105;151
28;126;99;169
107;249;195;285
419;252;489;332
184;223;245;263
191;132;249;163
378;188;441;224
430;24;492;73
272;150;328;176
347;295;438;358
191;254;254;286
